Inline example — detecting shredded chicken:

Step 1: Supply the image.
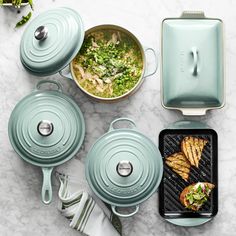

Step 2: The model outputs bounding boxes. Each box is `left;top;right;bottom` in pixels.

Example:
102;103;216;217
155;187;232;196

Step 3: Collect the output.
108;33;119;45
94;75;104;87
92;38;99;48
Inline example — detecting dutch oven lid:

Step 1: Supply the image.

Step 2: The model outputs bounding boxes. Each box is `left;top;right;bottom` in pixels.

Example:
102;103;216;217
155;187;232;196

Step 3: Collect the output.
20;7;84;76
85;118;163;211
8;80;85;166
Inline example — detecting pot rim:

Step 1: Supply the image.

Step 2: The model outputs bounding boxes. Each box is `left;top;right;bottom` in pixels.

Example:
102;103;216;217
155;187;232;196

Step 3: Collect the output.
70;24;146;101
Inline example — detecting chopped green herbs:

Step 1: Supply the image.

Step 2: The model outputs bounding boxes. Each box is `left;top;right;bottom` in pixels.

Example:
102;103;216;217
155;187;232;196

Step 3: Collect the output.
73;30;143;98
186;183;211;209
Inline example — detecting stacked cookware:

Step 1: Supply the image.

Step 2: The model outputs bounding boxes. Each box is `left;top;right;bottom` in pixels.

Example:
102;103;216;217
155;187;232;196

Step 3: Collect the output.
8;7;224;228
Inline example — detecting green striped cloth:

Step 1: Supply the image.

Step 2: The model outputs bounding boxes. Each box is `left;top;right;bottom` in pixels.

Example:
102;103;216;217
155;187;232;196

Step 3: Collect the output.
57;173;122;236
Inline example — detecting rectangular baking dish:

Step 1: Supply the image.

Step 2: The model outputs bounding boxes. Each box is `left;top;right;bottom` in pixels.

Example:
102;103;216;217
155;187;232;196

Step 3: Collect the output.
158;128;218;219
161;11;225;116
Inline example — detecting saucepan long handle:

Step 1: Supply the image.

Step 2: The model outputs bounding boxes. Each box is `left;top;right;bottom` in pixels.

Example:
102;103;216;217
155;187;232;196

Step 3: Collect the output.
41;167;53;204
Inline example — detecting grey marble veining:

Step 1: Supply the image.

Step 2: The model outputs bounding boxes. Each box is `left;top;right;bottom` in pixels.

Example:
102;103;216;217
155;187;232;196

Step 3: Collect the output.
0;0;236;235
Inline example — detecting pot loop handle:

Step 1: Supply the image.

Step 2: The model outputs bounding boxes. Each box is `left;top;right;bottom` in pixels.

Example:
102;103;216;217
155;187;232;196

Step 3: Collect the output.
59;66;73;80
41;167;53;204
36;80;63;92
143;48;158;78
111;205;139;218
109;118;137;132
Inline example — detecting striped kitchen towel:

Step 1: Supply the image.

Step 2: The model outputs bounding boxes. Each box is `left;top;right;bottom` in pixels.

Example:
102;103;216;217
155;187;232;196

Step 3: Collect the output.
56;160;122;236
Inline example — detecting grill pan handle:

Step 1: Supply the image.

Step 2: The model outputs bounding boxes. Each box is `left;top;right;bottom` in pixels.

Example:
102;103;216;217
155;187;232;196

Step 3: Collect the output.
41;167;53;204
111;205;139;218
108;118;137;132
168;120;209;129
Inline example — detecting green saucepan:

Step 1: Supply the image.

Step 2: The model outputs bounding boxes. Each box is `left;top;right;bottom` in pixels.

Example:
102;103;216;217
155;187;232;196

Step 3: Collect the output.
85;118;163;217
8;80;85;204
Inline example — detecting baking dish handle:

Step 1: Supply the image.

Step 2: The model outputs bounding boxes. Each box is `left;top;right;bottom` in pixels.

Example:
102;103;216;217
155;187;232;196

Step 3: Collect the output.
144;48;158;78
41;167;53;204
191;47;198;76
111;205;139;218
36;80;63;92
59;66;73;80
180;108;208;116
181;11;205;18
108;118;137;132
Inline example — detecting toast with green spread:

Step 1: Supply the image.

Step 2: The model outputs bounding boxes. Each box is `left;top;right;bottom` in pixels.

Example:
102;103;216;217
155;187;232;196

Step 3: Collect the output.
180;182;215;211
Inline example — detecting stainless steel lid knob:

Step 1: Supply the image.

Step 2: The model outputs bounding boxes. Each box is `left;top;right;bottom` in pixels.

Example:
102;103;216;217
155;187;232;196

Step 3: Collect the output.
34;26;48;41
37;120;53;136
117;160;133;177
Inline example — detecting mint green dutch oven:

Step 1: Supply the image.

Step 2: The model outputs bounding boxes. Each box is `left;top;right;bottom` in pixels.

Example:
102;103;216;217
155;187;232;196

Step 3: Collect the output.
19;7;158;102
8;80;85;204
85;118;163;217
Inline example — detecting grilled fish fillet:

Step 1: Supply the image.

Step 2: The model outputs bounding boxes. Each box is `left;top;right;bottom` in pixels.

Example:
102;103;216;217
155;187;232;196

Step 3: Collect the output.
180;182;215;211
181;136;208;168
165;152;191;181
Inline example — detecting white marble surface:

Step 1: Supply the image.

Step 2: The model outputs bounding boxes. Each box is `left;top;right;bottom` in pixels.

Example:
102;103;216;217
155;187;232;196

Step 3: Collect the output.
0;0;235;235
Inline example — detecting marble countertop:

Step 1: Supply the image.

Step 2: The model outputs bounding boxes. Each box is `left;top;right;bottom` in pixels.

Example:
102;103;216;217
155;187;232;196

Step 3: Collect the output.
0;0;236;235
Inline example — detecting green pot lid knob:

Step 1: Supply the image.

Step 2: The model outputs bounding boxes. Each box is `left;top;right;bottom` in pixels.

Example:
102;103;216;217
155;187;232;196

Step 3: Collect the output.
116;160;133;177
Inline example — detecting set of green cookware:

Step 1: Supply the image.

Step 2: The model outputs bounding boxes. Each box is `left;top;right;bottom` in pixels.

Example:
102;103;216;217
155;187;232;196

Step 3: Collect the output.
8;7;163;217
9;78;162;216
8;7;224;225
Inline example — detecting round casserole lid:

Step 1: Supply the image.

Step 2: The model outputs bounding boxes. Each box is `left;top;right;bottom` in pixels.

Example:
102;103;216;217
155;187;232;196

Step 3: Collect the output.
20;7;84;76
8;80;85;167
85;118;163;207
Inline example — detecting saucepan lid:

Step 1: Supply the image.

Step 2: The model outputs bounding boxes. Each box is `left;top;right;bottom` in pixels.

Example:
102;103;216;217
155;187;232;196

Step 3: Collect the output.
8;80;85;166
85;118;163;217
20;7;84;76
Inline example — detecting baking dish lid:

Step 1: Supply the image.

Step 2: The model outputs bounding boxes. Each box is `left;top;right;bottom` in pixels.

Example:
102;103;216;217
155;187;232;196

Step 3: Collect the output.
8;80;85;166
85;118;163;208
162;11;224;116
20;7;84;76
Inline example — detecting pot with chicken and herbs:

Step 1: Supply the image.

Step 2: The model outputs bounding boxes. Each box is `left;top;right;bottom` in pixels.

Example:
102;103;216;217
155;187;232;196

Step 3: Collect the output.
70;25;148;101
